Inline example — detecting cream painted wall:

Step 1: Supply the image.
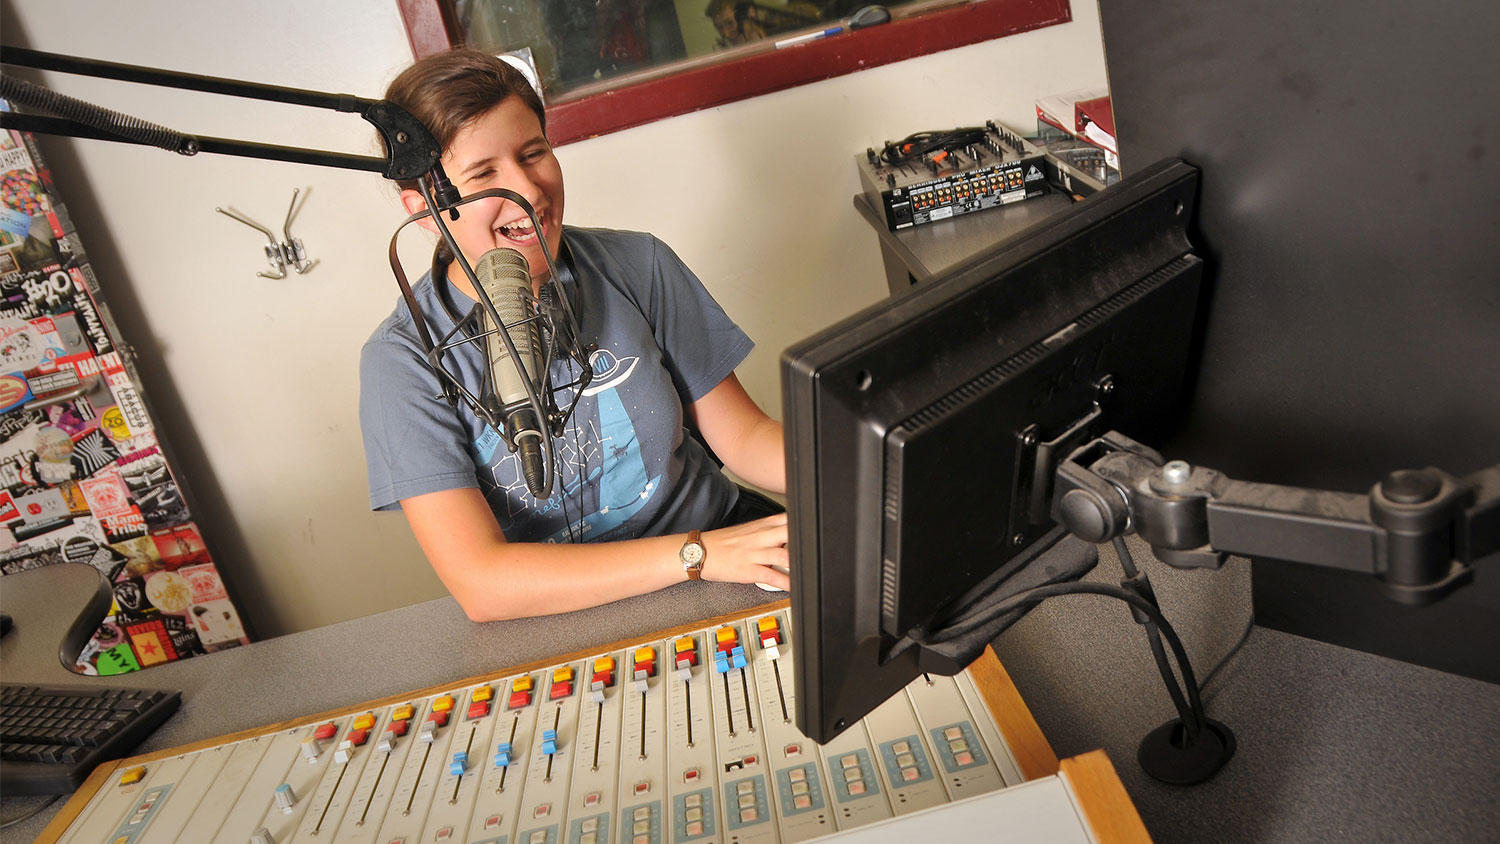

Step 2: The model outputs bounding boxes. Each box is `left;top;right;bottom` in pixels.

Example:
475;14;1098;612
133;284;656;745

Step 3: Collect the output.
1;0;1106;637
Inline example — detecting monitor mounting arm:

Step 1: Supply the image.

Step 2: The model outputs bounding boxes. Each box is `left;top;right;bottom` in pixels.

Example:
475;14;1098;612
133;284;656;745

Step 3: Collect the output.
1052;431;1500;606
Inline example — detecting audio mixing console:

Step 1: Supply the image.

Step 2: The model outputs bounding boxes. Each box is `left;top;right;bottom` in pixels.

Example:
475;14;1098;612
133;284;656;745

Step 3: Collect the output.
34;605;1112;844
856;122;1049;232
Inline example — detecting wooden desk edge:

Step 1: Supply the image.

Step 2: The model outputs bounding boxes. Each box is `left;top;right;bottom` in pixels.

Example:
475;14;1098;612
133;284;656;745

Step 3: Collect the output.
38;601;1065;842
966;643;1061;779
1060;749;1153;844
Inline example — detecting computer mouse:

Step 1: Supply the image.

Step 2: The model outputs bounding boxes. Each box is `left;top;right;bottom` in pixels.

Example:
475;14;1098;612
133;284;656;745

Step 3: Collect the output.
849;5;891;29
756;565;791;592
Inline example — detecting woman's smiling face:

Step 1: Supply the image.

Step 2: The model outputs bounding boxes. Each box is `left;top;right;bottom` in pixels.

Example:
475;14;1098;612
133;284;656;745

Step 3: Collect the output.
404;94;564;294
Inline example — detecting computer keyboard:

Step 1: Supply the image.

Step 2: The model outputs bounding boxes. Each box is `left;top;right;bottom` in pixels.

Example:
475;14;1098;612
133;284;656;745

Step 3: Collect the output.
0;683;181;796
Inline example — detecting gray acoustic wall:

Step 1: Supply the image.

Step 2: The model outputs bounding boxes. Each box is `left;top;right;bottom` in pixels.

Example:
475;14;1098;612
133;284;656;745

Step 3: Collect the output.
1098;1;1500;681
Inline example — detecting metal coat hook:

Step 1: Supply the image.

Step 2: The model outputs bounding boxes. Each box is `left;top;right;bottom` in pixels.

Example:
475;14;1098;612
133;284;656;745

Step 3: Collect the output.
215;188;317;279
278;188;317;275
215;206;286;278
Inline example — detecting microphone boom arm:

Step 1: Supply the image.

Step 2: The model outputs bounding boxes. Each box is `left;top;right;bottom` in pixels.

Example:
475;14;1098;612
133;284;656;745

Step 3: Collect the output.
3;46;594;500
0;46;441;182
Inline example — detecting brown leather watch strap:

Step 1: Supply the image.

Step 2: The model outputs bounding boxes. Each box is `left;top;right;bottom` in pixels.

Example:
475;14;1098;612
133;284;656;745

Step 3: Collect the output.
683;529;705;581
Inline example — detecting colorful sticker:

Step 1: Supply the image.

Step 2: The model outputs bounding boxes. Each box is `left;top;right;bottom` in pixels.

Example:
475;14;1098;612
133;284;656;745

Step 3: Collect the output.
117;447;167;491
101;507;148;542
124;618;176;667
26;367;80;398
162;613;201;657
70;428;119;478
108;382;152;437
190;598;248;649
21;315;69;374
59;482;92;515
61;535;122;574
144;570;192;613
111;576;152;620
134;482;187;530
0;372;32;413
34;424;76;484
0;167;43;217
111;534;163;577
0;317;46;371
15;487;68;523
46;398;95;439
0;205;29;239
80;472;132;516
101;406;132;440
94;641;142;676
151;524;209;568
113;431;157;458
179;563;228;603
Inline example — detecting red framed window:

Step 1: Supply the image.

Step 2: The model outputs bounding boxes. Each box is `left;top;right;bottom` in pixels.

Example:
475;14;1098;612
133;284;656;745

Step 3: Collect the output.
396;0;1071;145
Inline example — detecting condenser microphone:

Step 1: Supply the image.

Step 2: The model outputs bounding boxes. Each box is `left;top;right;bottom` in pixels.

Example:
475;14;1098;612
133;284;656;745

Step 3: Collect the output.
474;247;549;497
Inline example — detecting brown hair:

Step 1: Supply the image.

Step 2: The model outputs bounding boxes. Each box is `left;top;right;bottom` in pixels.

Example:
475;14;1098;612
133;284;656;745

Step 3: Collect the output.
382;49;547;192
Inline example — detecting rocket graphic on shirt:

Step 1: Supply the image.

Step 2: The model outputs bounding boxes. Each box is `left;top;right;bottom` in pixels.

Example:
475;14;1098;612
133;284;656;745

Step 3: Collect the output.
473;347;660;541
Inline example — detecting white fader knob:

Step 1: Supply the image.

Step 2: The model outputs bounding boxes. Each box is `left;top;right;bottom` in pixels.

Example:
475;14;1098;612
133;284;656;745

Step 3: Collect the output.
274;783;295;814
250;827;276;844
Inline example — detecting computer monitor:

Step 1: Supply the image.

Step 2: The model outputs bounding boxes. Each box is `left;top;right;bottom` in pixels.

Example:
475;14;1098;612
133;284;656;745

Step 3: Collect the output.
782;158;1207;742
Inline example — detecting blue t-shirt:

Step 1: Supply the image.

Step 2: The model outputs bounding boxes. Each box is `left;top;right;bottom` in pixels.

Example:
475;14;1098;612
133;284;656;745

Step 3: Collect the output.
360;226;753;543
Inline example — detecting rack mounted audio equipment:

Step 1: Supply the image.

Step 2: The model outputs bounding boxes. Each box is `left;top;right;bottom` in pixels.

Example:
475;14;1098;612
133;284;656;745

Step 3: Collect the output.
857;122;1049;232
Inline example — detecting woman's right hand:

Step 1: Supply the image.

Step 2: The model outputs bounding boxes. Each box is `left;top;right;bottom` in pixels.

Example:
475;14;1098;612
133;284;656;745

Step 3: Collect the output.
699;513;790;590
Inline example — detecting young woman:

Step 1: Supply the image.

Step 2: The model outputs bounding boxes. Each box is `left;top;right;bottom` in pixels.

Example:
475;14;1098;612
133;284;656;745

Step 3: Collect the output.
359;50;789;621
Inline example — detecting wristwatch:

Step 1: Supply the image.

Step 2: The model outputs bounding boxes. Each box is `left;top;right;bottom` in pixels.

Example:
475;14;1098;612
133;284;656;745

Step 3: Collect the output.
680;530;707;581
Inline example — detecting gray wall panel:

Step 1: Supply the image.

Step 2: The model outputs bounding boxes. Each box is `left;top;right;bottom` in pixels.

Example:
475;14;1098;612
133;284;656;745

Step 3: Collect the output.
1098;0;1500;680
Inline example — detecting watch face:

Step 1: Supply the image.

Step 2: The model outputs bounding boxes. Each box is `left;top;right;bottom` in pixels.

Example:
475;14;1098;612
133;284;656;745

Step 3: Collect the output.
682;543;705;566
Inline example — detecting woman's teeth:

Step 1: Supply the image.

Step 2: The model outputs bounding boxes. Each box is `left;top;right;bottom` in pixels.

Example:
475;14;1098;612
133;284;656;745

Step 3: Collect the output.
499;218;537;240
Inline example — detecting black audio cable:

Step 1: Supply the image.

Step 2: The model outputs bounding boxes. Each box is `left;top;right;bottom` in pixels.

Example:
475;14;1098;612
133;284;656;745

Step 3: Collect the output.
917;578;1206;744
877;127;991;168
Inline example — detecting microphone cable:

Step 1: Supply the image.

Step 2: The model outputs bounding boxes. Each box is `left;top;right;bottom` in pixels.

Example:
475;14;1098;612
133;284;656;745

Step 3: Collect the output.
541;281;586;544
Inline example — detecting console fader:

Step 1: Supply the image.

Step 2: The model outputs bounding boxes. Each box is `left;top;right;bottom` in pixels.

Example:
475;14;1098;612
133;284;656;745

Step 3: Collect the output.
44;607;1030;844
